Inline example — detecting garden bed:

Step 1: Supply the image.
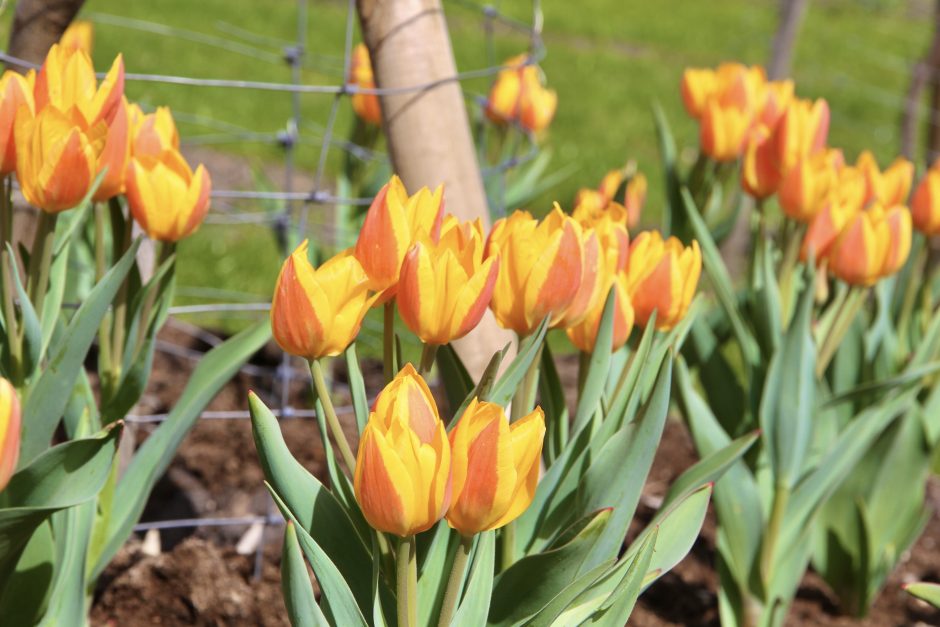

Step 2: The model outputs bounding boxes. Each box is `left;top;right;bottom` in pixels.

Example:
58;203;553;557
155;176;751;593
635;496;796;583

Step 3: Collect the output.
87;326;940;626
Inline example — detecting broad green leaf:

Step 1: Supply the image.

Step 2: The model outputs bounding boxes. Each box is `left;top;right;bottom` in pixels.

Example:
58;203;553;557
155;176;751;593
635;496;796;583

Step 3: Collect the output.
0;425;120;594
680;188;759;366
0;521;53;624
19;238;141;464
572;288;616;433
245;392;376;615
451;532;496;627
487;509;611;627
418;524;454;627
751;234;781;355
904;582;940;608
539;343;568;465
91;320;270;580
282;522;330;627
488;316;549;407
759;269;816;489
345;344;370;432
652;102;682;236
268;486;369;627
38;501;95;626
525;560;614;627
579;529;657;626
685;319;747;436
578;359;673;572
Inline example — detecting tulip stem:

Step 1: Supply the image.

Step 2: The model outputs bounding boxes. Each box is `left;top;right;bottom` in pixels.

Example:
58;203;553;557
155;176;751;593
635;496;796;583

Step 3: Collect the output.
134;242;173;354
816;286;867;377
500;521;516;571
438;534;474;627
94;204;115;396
778;222;807;328
510;341;542;423
25;211;57;324
109;203;134;378
418;343;438;378
310;359;358;475
760;483;790;588
383;300;395;382
397;535;417;627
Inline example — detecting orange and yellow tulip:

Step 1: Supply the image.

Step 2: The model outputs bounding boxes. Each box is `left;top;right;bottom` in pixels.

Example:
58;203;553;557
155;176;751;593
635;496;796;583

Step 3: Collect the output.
682;63;764;121
518;69;558;133
828;207;892;286
572;202;630;274
486;207;583;336
857;151;913;208
34;44;124;129
700;99;751;162
129;104;179;164
0;377;20;493
446;399;545;535
801;194;858;262
271;242;378;360
14;105;100;212
398;217;500;345
59;20;94;55
354;176;444;298
741;124;780;199
912;165;940;235
778;149;842;222
354;364;451;537
880;205;912;278
624;173;647;229
486;54;556;133
0;70;35;174
125;149;210;241
626;231;701;330
93;95;130;201
349;43;381;126
566;272;635;353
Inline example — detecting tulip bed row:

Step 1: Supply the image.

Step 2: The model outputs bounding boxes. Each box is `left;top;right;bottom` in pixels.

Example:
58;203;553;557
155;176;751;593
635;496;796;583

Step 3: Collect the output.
2;22;940;627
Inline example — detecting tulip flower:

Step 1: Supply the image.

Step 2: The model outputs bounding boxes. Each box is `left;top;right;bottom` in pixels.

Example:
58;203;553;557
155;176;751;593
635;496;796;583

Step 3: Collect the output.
857;151;913;208
0;377;20;493
349;43;381;126
354;176;444;297
682;63;764;120
756;78;794;129
624;173;647;229
93;95;130;201
912;166;940;235
0;70;35;174
446;399;545;535
129;104;180;164
14;105;100;212
59;20;94;55
125;149;210;241
741;124;780;199
572;202;630;274
486;207;583;336
700;99;752;162
828;207;892;286
486;54;557;133
354;364;451;537
397;217;499;345
34;44;124;129
566;272;635;353
801;194;858;262
271;242;377;360
779;149;842;222
626;231;701;330
880;206;912;278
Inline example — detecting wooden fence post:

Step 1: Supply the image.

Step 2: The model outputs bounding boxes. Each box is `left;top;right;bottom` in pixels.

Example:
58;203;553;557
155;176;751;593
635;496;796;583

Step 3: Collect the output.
357;0;513;377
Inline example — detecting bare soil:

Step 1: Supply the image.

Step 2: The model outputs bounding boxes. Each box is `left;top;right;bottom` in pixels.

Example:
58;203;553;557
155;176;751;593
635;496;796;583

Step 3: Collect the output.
89;326;940;626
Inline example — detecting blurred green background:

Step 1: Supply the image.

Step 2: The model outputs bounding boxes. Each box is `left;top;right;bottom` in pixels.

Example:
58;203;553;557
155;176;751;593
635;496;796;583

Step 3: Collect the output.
8;0;930;335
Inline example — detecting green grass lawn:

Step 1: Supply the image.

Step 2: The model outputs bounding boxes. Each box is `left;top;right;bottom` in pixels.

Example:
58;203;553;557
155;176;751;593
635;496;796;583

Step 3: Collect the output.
3;0;930;338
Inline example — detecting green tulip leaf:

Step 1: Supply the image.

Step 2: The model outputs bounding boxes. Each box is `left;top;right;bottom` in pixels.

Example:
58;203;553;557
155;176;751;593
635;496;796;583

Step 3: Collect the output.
282;522;330;627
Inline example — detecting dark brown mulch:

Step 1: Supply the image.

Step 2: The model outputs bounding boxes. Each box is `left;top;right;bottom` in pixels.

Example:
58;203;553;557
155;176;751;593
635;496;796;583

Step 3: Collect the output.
89;327;940;626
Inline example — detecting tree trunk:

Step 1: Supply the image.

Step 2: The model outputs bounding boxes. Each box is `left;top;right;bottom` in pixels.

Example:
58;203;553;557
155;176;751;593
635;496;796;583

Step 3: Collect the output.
768;0;808;80
7;0;86;70
357;0;513;377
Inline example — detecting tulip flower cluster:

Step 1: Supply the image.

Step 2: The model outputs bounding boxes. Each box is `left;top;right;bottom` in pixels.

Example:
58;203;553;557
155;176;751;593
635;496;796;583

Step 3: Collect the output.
485;54;557;134
2;42;210;241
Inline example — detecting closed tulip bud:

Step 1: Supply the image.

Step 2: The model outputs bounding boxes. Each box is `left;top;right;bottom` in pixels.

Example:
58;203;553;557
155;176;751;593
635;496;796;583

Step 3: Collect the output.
398;217;499;345
59;20;94;55
15;105;100;212
0;378;20;493
742;124;780;199
624;173;647;229
627;231;701;330
0;70;35;174
487;207;583;336
828;207;892;286
446;399;545;535
567;272;635;353
354;176;444;298
801;195;858;262
93;96;130;201
349;43;381;126
485;55;525;124
912;167;940;235
35;44;124;129
700;99;751;162
879;206;912;278
125;149;210;241
129;104;180;164
354;364;451;537
779;149;842;222
271;242;378;360
518;69;557;134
